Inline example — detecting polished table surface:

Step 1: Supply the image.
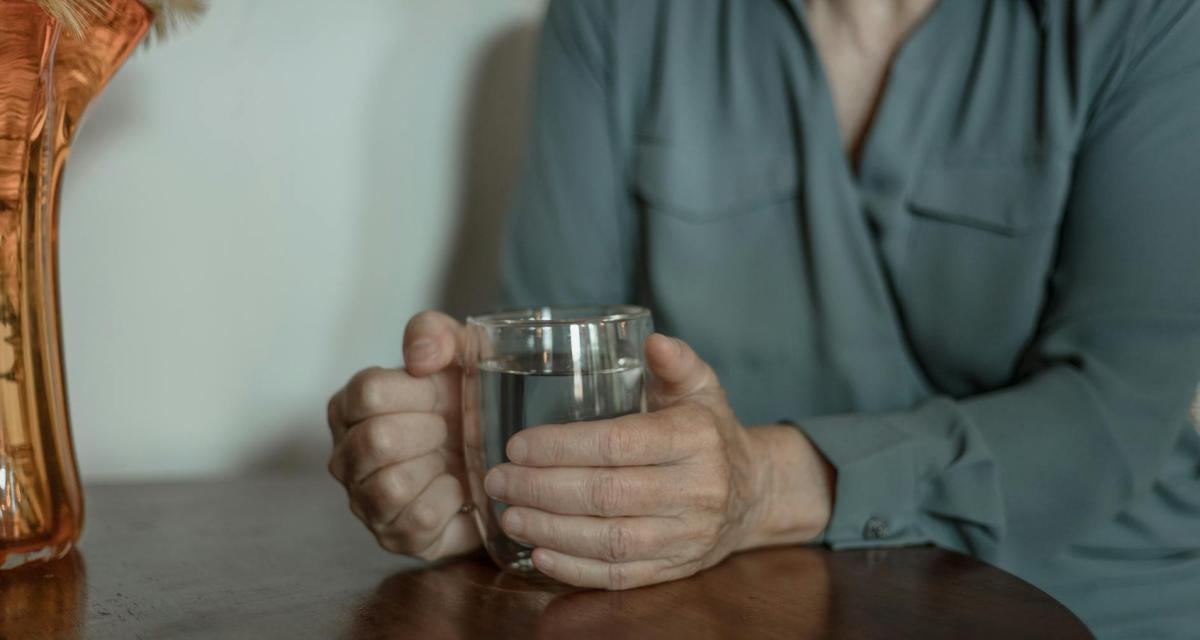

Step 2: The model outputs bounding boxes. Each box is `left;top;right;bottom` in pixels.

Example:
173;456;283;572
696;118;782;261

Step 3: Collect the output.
0;474;1092;639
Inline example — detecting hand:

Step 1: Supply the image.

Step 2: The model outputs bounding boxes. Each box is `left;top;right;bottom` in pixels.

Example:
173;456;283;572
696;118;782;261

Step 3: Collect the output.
485;334;835;589
326;310;480;560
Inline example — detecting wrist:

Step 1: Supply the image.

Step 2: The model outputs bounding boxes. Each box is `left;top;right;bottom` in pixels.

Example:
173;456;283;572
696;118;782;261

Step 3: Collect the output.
739;425;835;551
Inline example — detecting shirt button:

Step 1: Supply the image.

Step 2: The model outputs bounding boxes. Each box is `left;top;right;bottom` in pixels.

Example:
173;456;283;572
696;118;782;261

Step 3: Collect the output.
863;516;889;540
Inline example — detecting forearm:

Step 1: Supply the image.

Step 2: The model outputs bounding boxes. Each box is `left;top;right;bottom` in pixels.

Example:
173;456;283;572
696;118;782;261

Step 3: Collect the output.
739;425;836;551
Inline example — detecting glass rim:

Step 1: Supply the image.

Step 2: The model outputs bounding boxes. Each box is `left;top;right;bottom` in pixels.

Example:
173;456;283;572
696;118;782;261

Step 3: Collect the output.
466;304;651;328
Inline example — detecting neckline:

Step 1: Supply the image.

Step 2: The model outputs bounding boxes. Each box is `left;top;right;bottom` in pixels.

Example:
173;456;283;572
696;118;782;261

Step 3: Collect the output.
784;0;952;184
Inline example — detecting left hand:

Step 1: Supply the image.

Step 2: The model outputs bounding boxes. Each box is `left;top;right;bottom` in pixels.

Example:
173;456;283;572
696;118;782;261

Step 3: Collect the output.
484;334;834;589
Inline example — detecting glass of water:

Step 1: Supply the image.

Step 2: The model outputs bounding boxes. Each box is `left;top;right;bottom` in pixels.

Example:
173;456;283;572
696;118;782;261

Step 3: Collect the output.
461;305;653;575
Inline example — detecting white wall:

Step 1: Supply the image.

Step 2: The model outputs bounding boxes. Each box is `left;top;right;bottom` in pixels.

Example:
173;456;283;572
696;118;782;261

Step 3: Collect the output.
60;0;545;480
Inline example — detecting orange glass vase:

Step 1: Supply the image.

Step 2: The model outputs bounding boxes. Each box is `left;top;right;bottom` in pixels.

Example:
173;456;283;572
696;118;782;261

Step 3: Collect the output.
0;0;151;569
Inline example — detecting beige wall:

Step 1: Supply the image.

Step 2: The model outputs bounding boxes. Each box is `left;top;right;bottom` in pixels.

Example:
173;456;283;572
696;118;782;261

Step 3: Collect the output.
58;1;1200;480
60;0;545;480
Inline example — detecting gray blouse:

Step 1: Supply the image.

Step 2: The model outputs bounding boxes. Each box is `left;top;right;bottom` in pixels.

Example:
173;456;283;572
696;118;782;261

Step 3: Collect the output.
500;1;1200;636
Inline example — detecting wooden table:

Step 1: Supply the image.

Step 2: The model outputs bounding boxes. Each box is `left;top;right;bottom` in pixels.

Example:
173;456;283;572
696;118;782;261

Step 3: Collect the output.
0;474;1092;639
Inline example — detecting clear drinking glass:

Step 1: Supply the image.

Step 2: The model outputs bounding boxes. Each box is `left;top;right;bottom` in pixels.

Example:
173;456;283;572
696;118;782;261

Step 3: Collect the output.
462;305;653;575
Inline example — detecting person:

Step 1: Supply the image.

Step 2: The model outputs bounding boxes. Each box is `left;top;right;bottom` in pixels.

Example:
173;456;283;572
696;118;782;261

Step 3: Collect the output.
326;1;1200;637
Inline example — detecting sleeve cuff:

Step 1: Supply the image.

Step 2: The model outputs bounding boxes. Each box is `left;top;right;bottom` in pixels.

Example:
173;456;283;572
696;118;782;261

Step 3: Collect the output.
791;396;1005;550
795;412;929;549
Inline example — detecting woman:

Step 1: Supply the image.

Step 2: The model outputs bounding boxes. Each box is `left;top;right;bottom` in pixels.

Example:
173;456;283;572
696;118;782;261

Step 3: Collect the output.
326;1;1200;636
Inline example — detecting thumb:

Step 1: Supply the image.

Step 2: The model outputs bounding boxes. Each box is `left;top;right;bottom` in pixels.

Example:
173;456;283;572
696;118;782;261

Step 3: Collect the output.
644;333;719;406
403;310;466;377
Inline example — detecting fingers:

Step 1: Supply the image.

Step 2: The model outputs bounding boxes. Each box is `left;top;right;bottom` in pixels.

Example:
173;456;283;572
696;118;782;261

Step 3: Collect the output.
350;452;447;526
328;413;448;485
506;404;714;467
325;309;479;563
501;507;689;563
409;512;482;561
485;463;720;517
328;311;464;443
644;333;720;407
532;548;699;590
327;392;346;443
403;310;466;377
375;473;469;559
335;367;455;428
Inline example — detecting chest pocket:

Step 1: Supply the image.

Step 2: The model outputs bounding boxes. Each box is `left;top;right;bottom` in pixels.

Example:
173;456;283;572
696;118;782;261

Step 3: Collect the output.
630;140;809;390
899;155;1074;394
906;157;1073;235
633;140;800;223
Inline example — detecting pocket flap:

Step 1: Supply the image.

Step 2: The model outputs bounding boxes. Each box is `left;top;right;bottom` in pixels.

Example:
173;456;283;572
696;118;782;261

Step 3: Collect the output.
907;158;1071;235
633;141;799;222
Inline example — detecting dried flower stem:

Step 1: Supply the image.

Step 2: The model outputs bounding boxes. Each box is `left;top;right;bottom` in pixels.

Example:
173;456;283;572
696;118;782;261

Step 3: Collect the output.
34;0;207;41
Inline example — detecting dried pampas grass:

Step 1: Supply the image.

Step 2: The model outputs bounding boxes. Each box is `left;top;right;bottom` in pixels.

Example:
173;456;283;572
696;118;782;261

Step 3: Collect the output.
139;0;207;46
35;0;207;41
35;0;106;35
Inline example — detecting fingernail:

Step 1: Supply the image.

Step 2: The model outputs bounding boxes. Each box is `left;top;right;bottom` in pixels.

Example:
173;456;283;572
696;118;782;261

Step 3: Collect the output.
405;338;436;363
485;469;506;498
652;333;682;355
504;510;524;536
669;336;685;354
507;436;528;463
535;550;555;572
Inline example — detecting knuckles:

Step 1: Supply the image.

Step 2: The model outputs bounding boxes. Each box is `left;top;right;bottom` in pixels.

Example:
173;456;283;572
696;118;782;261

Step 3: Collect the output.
355;473;414;525
541;430;568;465
696;458;734;509
326;394;342;430
604;562;647;591
604;523;638;562
409;503;441;530
599;422;641;466
337;421;395;482
355;418;399;457
349;414;445;461
344;367;392;418
586;471;629;517
370;506;443;557
511;468;545;507
694;518;724;548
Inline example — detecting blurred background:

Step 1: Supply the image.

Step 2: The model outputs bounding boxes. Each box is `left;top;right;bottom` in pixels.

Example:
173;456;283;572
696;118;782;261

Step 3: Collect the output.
60;0;546;480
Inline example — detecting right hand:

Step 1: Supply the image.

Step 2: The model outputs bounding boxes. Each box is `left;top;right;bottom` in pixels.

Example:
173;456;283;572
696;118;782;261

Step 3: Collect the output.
326;310;481;560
